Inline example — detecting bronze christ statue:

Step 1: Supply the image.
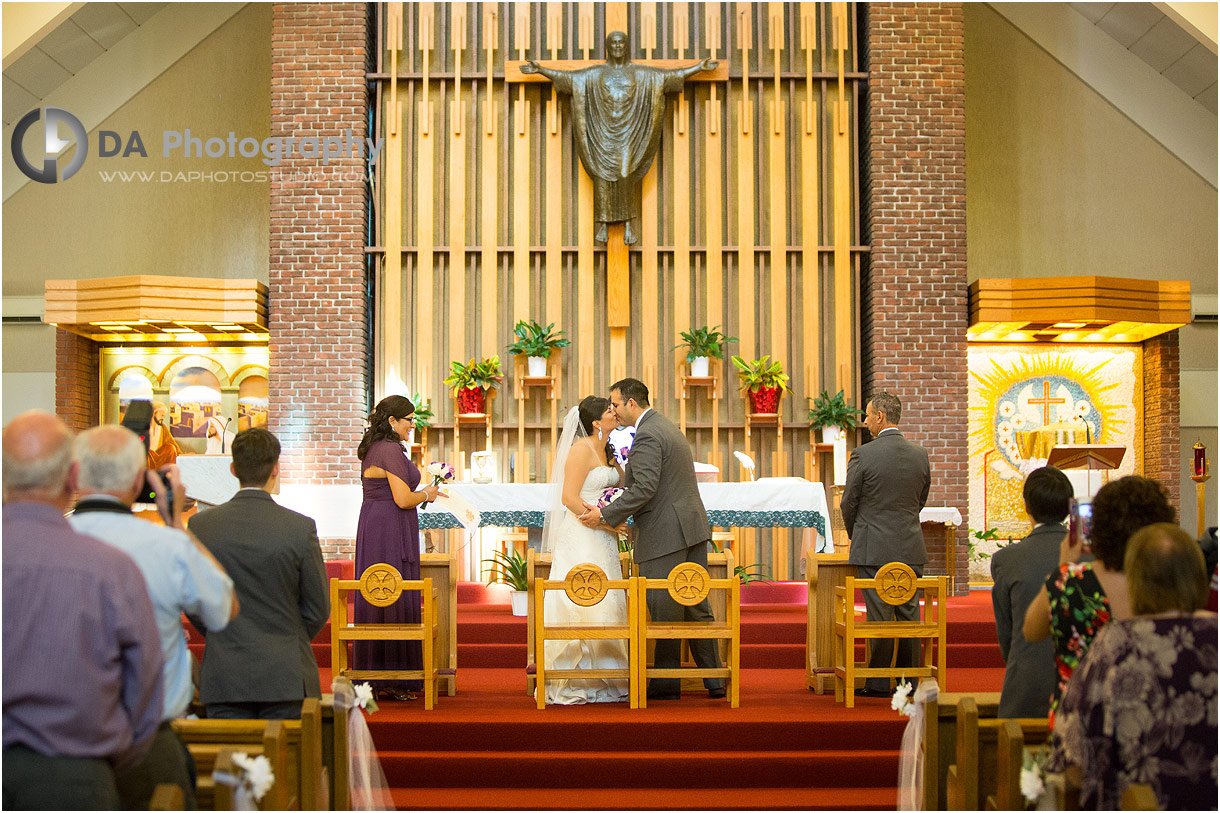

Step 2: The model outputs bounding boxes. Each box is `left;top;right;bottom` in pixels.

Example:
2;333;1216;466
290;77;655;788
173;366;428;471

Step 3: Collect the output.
522;31;717;244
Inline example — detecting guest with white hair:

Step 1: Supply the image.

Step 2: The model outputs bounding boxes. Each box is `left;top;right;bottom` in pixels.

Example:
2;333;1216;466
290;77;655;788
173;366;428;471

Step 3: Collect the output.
70;424;238;809
3;411;164;810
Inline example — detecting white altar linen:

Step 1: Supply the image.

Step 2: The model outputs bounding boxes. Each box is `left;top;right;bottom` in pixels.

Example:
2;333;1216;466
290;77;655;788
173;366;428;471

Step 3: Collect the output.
919;506;963;526
418;476;830;538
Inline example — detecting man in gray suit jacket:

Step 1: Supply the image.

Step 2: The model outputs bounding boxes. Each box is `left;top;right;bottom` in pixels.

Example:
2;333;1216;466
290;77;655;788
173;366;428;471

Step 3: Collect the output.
189;428;330;719
841;391;931;697
991;465;1072;718
580;378;726;700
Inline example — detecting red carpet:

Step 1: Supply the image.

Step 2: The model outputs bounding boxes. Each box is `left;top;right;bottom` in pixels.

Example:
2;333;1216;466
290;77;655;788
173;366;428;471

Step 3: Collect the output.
187;579;1004;809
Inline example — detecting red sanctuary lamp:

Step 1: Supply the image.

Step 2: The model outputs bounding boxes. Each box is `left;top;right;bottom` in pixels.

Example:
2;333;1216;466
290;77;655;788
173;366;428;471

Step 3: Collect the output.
1192;441;1210;538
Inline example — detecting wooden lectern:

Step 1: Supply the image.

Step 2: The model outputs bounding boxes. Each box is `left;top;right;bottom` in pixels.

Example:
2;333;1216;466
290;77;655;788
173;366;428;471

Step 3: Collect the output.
1048;444;1126;495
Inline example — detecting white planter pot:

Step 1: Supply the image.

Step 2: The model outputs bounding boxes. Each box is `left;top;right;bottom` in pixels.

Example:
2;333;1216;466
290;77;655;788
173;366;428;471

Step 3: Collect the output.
509;589;528;617
690;356;710;377
820;425;846;445
527;355;548;377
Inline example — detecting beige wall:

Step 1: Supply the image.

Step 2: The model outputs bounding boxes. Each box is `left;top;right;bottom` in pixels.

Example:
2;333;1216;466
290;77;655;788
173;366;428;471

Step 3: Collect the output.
965;3;1218;531
1;3;271;298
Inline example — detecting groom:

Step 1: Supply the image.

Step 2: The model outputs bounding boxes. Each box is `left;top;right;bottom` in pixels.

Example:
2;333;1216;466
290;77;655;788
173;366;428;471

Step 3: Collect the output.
580;378;726;699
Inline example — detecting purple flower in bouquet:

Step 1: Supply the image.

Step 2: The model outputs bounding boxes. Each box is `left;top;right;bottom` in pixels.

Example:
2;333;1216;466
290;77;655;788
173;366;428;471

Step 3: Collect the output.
425;461;456;486
597;487;624;508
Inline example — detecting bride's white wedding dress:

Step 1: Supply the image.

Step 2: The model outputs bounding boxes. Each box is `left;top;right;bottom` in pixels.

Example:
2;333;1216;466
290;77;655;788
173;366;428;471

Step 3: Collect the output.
541;465;630;705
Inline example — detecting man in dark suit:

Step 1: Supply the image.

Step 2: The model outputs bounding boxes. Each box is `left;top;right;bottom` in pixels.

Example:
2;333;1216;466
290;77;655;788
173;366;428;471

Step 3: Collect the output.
580;378;726;700
991;465;1072;718
841;390;931;698
189;428;330;719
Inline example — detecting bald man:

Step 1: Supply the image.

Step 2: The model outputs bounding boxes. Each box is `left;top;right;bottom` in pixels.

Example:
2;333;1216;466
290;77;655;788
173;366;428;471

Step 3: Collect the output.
3;411;164;810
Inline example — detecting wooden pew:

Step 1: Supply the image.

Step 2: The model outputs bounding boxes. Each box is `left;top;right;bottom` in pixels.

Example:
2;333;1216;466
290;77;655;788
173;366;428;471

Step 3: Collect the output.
149;783;183;810
173;697;324;810
923;692;1001;811
945;696;1048;810
321;681;352;811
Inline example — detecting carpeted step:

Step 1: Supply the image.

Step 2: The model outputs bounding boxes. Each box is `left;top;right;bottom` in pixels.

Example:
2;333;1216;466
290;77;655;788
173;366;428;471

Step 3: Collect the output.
947;642;1006;668
741;644;806;669
458;642;526;668
389;785;896;810
377;748;899;789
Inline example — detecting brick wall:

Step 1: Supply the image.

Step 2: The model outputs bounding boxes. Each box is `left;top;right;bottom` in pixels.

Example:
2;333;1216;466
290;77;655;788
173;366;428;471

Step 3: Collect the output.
863;3;969;592
268;3;369;554
1143;332;1181;509
269;3;370;559
55;329;99;432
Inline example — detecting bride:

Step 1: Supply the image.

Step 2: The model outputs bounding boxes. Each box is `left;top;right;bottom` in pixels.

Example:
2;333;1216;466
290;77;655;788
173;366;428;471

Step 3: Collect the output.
539;396;631;705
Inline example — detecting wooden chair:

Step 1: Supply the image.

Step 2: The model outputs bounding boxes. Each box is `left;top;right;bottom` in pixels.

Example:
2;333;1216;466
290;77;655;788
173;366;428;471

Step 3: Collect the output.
526;549;634;694
711;530;738;558
637;554;740;708
945;696;1049;810
329;564;440;709
420;553;458;696
833;561;946;708
176;719;292;810
534;562;639;709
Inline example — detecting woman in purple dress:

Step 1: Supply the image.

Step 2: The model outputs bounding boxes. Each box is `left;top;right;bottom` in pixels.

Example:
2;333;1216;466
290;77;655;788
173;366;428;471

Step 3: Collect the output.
355;395;440;701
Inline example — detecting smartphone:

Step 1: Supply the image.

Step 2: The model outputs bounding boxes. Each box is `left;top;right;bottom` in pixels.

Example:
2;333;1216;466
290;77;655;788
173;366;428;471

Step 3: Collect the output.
1068;497;1092;550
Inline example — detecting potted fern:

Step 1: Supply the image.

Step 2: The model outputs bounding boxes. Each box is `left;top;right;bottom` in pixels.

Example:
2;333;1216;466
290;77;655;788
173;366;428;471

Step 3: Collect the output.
483;549;529;616
730;355;790;414
808;389;860;444
443;356;504;415
674;325;738;377
407;393;433;449
506;319;570;377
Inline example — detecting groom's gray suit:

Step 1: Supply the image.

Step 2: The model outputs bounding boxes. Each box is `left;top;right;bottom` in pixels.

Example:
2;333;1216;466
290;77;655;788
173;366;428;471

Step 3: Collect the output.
600;408;725;695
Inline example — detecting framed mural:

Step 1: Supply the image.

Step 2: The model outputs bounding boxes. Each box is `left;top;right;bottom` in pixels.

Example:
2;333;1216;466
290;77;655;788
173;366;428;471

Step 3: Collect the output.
967;344;1142;577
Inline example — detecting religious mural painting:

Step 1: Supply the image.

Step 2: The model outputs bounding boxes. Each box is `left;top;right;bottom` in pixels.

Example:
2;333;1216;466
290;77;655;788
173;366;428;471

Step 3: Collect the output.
967;345;1142;579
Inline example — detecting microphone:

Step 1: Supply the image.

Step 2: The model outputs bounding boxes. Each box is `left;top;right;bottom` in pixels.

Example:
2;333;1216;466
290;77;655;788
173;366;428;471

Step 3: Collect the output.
1075;414;1091;444
221;417;232;453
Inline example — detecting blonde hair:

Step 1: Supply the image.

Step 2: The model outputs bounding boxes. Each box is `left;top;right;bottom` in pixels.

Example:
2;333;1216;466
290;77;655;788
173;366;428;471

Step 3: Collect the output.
1125;523;1208;615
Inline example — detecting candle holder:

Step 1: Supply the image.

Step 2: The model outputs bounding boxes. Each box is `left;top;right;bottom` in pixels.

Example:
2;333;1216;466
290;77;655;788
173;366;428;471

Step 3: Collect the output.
1191;441;1210;538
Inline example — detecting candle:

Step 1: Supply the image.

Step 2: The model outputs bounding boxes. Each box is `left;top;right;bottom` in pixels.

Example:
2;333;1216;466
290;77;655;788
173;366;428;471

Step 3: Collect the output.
1194;441;1206;477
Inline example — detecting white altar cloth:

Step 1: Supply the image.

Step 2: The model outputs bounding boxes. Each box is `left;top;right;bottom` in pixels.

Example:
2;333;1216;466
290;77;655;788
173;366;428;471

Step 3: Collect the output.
177;454;242;506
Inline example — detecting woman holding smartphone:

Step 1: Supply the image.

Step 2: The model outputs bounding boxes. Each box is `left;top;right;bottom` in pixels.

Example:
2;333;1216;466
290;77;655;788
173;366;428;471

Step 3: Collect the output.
1022;475;1175;728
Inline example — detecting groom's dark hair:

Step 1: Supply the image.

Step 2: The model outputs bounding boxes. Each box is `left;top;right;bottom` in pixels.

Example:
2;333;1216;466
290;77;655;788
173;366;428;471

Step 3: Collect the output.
611;377;649;407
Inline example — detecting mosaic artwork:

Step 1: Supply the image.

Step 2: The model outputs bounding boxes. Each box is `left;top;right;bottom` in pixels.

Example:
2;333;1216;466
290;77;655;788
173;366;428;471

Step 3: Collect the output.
967;345;1142;579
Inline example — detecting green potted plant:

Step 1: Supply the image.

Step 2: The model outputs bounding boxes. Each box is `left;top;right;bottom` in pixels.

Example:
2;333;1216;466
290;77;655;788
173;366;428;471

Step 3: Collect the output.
409;393;434;431
729;355;790;414
506;319;570;377
483;549;529;616
674;325;738;377
443;356;504;415
808;389;861;444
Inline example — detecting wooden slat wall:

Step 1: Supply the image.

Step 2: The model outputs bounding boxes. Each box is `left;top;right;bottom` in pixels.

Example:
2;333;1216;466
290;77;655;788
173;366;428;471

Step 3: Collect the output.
372;2;865;576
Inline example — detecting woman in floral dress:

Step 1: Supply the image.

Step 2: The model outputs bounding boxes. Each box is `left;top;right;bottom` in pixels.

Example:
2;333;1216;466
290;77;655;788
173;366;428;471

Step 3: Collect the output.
1022;475;1175;727
1051;523;1217;809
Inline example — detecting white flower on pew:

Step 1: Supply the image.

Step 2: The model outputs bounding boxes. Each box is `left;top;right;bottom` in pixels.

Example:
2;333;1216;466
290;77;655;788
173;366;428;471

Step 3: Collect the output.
1020;746;1050;805
354;682;379;714
891;682;915;717
231;752;275;803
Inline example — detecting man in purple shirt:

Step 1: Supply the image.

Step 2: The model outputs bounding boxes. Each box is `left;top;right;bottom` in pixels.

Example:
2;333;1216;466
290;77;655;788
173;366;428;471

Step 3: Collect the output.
3;411;164;810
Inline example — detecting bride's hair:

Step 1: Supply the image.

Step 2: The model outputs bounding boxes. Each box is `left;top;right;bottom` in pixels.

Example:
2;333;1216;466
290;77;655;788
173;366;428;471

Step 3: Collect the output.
358;394;415;461
578;395;615;461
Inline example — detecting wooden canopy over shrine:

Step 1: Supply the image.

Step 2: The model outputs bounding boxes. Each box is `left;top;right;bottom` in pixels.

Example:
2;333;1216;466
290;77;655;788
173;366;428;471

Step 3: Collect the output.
968;276;1191;343
43;275;268;343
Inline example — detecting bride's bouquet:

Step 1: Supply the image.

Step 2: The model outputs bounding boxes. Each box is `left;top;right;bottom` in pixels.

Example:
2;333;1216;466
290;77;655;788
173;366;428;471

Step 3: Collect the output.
597;487;623;507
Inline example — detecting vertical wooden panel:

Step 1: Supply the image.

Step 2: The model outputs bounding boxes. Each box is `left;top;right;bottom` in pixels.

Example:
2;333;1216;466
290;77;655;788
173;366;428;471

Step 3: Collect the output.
605;2;628;34
673;101;691;378
736;4;755;363
480;3;498;358
800;2;820;401
831;1;853;396
383;3;405;398
577;162;595;398
449;5;468;366
704;4;723;358
512;6;531;327
545;5;564;333
640;150;659;387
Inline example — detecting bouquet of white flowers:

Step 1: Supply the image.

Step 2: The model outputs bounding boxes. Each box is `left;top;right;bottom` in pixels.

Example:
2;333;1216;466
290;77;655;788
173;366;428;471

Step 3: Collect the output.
229;752;275;804
425;461;456;486
596;487;624;508
354;682;379;714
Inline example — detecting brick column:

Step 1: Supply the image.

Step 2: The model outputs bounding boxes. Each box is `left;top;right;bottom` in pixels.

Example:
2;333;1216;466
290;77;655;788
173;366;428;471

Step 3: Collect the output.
55;329;99;432
863;4;969;592
269;4;370;556
1143;332;1181;508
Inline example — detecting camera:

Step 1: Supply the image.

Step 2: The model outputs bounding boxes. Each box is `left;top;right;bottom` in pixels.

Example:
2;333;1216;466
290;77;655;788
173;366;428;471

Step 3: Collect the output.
135;468;174;515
